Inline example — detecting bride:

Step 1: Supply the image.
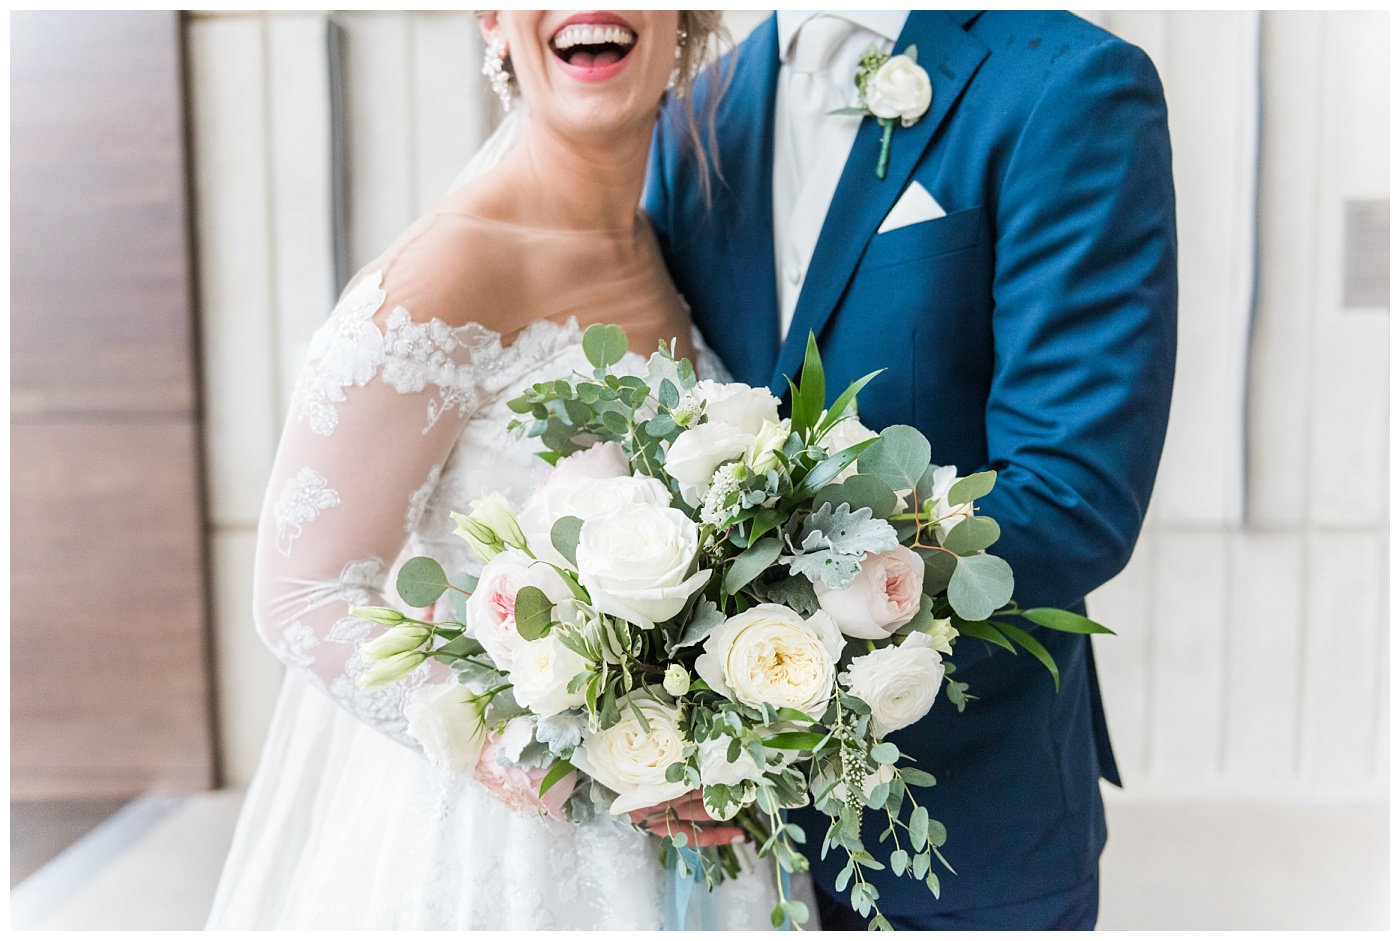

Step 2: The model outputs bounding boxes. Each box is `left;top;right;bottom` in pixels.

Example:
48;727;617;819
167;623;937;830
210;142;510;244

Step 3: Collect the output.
207;10;789;930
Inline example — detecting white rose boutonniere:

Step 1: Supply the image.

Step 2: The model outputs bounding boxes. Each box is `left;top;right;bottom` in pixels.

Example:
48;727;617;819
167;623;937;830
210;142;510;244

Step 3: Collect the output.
835;44;933;179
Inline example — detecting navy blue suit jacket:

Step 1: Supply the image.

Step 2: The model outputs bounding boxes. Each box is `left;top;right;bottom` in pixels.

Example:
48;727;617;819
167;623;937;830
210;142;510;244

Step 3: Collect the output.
645;10;1176;921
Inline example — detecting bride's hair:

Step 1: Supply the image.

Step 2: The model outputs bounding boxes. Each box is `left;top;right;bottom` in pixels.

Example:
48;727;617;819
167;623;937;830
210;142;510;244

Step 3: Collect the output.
671;11;733;206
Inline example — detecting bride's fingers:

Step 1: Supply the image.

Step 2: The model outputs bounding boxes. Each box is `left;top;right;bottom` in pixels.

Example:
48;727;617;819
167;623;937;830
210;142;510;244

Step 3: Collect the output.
642;812;745;846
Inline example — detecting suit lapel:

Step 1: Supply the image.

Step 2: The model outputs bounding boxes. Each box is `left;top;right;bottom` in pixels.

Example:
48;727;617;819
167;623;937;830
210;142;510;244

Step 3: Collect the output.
717;16;782;385
768;11;990;394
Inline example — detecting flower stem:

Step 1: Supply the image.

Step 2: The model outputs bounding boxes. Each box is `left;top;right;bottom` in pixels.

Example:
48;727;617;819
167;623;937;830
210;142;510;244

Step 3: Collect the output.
876;120;894;180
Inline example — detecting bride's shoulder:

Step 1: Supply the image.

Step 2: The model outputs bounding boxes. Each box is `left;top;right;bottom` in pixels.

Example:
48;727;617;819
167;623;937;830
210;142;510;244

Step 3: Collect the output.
349;200;527;336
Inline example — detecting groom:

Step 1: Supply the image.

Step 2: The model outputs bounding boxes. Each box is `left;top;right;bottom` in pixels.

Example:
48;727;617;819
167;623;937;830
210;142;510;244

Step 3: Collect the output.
645;10;1176;930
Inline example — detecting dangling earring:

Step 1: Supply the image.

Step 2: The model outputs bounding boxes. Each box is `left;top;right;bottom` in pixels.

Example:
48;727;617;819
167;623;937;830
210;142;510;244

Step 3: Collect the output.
669;24;689;92
483;36;514;111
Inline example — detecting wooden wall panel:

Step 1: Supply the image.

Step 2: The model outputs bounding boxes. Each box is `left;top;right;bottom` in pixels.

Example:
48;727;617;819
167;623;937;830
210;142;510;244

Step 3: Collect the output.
11;10;215;798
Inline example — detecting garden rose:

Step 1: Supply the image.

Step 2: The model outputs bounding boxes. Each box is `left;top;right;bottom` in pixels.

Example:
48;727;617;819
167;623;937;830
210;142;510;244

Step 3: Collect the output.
571;694;690;814
474;717;575;820
508;633;588;718
839;632;945;737
664;422;754;504
815;546;925;639
695;604;844;714
404;681;489;774
866;54;933;127
693;379;780;436
575;504;710;627
466;549;572;669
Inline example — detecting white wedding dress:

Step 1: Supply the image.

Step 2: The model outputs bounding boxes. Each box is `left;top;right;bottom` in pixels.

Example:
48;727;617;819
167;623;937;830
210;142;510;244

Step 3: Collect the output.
204;105;802;926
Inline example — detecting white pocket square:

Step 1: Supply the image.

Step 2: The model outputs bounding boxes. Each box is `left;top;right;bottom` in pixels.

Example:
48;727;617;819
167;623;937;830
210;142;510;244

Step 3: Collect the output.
876;181;946;234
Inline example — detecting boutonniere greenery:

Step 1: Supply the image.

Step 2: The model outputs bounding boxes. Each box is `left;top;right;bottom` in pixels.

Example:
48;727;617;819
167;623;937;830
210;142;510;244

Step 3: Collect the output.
833;44;933;180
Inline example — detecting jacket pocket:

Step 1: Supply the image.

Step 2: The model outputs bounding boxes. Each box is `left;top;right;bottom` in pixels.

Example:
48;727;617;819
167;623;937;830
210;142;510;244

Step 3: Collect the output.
861;205;985;273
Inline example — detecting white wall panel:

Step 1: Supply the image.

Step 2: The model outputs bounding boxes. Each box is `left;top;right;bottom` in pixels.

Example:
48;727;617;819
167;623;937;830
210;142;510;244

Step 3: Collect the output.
1087;534;1155;781
189;16;281;530
410;12;491;211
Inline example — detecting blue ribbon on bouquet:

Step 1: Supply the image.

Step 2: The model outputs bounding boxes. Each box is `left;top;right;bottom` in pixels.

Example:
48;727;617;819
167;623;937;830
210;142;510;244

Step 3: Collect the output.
663;844;719;930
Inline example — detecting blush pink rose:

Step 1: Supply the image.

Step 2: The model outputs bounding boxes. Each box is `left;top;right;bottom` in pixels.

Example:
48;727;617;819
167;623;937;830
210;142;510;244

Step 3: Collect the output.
814;546;926;639
474;737;576;821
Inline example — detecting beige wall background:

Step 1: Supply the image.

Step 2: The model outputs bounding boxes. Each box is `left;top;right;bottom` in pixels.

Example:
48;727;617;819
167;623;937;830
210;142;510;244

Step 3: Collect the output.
187;10;1388;928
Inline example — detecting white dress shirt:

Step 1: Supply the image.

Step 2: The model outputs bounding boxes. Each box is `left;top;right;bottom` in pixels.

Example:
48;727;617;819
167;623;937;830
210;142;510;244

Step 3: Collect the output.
773;10;909;341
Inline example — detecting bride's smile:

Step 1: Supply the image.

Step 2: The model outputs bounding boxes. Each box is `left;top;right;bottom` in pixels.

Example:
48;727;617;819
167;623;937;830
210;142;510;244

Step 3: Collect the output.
547;12;638;80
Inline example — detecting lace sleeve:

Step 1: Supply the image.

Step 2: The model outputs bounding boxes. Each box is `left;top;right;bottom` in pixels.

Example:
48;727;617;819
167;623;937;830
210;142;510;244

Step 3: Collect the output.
252;271;500;744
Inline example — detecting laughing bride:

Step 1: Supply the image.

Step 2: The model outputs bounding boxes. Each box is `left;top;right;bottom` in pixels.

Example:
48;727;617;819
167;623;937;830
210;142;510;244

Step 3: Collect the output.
206;10;786;930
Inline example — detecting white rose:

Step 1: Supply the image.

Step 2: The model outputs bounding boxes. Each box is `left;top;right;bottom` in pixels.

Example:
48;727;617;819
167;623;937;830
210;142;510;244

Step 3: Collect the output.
697;734;765;788
744;418;791;476
576;504;711;628
466;549;572;670
664;422;754;505
866;54;933;127
839;632;945;737
822;417;879;484
925;464;974;541
694;380;780;437
815;546;925;639
404;681;489;774
695;604;844;715
518;445;670;568
571;694;691;814
508;633;589;718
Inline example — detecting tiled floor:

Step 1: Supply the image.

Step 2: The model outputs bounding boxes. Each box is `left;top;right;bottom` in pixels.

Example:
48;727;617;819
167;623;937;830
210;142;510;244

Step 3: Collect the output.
9;788;1389;930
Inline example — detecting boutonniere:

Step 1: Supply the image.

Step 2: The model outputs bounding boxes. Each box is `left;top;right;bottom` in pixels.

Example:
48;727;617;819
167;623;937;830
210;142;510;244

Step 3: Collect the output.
832;45;933;180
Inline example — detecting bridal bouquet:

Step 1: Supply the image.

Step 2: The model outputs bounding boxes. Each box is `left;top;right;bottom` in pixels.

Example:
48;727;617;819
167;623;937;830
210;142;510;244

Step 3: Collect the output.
351;325;1110;930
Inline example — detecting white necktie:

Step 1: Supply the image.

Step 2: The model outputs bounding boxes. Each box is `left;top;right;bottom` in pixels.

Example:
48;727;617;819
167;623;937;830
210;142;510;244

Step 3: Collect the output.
786;16;857;193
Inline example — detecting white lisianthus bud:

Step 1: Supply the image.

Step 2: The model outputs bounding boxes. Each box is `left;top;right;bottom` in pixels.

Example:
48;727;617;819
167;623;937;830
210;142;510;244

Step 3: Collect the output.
695;604;844;715
358;625;431;661
663;664;691;698
924;617;957;656
356;649;427;689
814;546;925;639
744;419;791;476
925;464;975;541
405;681;489;774
462;493;528;555
571;694;691;814
866;54;933;127
452;513;504;562
349;605;406;625
838;632;944;737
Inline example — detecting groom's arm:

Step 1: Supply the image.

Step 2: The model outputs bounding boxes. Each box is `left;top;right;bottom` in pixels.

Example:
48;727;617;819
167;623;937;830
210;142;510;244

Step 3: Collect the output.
969;39;1176;631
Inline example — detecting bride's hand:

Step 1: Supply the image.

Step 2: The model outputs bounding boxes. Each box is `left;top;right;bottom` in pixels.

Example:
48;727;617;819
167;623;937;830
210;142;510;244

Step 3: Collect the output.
627;791;745;847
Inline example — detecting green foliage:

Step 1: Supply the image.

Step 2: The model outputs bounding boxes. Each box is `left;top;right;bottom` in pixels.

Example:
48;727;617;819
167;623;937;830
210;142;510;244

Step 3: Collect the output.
857;425;931;495
396;556;450;607
724;538;782;595
788;333;827;441
952;617;1015;654
941;516;1001;555
538;760;575;798
946;553;1014;621
1023;607;1115;634
992;620;1061;690
550;516;584;567
785;502;900;590
513;585;554;641
581;323;628;370
812;474;898;520
947;469;997;507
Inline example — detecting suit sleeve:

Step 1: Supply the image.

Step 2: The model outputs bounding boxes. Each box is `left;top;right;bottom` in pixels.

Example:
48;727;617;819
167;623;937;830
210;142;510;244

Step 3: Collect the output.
969;40;1177;632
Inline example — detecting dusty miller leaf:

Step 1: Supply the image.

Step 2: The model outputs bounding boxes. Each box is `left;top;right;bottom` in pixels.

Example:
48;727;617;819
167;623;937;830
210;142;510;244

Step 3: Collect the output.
781;502;899;590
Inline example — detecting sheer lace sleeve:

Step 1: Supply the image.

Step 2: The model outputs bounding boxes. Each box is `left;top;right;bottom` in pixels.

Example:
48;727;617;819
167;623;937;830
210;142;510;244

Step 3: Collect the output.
252;268;500;745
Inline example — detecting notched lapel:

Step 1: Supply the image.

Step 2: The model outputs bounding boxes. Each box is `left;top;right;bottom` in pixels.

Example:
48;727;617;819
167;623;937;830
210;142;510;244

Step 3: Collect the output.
769;11;991;394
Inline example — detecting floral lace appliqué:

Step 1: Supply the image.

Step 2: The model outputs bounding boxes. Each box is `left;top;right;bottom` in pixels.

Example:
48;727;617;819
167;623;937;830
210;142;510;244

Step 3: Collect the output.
275;467;341;556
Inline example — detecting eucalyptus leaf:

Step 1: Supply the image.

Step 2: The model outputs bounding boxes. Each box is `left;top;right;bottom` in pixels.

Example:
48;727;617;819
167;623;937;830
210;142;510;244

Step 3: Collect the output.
550;516;584;568
909;805;930;850
762;573;820;616
513;585;554;641
396;556;450;608
947;469;998;507
919;549;957;596
812;474;898;520
947;553;1014;621
941;516;1001;555
582;323;629;369
857;424;931;494
724;537;783;595
869;741;899;764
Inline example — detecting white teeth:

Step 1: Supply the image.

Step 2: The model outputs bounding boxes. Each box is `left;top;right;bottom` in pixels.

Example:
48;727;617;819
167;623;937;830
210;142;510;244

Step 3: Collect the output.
551;23;637;51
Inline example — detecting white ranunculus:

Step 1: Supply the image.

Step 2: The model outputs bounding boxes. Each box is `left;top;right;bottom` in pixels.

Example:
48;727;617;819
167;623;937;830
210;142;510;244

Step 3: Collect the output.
822;417;879;484
404;681;489;774
697;734;765;788
839;632;945;737
571;694;691;814
693;380;780;437
508;633;588;718
866;54;933;127
744;418;791;476
924;464;975;541
518;466;672;570
695;604;844;715
815;546;925;639
664;422;754;505
466;548;572;670
575;504;711;628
